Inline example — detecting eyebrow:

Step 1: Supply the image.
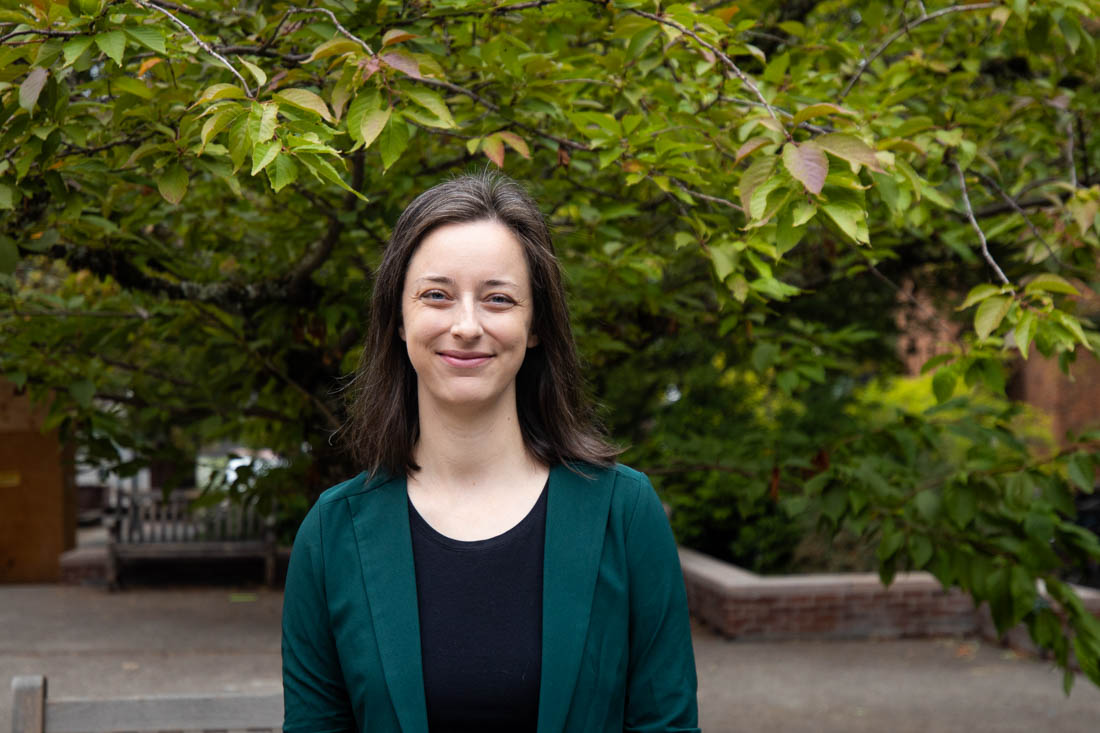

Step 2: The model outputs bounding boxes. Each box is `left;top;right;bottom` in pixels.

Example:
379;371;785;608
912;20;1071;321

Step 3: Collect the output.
414;275;520;289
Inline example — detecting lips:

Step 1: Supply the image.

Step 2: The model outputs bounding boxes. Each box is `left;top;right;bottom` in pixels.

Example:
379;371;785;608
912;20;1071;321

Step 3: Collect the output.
438;350;493;368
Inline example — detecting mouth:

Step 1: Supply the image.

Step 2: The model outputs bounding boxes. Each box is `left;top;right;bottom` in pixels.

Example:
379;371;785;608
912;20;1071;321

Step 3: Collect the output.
438;350;493;368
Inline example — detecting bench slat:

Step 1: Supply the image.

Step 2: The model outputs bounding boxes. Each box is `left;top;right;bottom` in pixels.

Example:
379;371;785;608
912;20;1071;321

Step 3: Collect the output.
45;693;283;733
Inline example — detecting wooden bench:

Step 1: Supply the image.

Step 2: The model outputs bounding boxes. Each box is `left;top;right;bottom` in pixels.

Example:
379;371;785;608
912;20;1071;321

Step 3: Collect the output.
11;675;282;733
105;489;277;589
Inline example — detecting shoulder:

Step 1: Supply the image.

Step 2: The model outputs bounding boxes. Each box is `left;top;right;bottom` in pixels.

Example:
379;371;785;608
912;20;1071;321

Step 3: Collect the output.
312;470;394;507
561;461;658;518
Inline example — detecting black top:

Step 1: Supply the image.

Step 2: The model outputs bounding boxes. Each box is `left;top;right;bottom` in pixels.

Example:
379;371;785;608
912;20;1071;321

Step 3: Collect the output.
408;483;547;733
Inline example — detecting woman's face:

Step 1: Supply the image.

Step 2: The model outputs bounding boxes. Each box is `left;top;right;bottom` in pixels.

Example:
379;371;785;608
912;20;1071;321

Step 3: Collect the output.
399;219;538;415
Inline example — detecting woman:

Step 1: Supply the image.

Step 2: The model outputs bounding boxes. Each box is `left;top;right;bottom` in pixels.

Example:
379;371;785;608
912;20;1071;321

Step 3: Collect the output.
282;172;698;732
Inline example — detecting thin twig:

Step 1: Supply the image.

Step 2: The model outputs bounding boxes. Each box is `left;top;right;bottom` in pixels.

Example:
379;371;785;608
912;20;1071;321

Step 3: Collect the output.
973;170;1062;266
415;77;589;151
284;7;373;55
622;6;785;132
839;3;998;100
672;180;743;211
136;0;252;97
954;161;1013;289
0;28;80;42
149;0;203;18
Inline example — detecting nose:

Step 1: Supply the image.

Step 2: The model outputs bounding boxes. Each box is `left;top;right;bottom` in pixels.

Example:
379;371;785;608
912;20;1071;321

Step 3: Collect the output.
450;297;483;340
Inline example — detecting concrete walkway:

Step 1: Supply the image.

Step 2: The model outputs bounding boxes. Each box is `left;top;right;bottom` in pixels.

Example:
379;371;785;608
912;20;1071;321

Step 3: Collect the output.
3;585;1100;732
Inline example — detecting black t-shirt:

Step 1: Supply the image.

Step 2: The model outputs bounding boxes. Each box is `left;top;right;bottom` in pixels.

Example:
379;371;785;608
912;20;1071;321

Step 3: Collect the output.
409;483;547;733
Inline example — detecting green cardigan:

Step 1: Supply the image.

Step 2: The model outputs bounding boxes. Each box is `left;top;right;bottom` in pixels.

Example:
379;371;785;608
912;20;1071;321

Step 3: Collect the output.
281;463;699;733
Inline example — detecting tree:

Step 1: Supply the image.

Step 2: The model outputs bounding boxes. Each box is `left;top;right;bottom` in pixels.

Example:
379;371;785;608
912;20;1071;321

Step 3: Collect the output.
2;0;1100;689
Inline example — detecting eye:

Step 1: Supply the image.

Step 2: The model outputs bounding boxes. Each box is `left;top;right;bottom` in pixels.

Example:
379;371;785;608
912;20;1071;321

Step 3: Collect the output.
486;294;516;306
420;289;449;302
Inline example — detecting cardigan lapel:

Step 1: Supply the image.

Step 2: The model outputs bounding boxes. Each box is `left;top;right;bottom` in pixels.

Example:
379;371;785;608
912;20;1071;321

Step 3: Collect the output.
348;474;430;733
537;464;614;733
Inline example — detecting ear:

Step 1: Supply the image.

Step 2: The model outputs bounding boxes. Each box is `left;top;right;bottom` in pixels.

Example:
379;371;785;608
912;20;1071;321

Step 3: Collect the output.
398;324;406;341
527;330;538;348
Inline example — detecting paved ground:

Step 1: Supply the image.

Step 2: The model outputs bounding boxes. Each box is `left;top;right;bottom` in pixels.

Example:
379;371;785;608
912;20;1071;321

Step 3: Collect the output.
3;585;1100;732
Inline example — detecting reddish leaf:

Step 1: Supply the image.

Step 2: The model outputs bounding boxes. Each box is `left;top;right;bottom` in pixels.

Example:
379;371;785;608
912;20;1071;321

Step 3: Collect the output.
497;131;530;159
381;51;421;79
782;141;828;195
383;29;417;47
482;134;505;168
735;136;772;164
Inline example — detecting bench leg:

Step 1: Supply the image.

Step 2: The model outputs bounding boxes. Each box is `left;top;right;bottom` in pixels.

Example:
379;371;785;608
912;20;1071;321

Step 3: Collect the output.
12;675;45;733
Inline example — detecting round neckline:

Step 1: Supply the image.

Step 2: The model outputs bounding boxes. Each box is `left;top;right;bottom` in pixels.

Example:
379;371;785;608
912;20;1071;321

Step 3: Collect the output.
408;480;548;551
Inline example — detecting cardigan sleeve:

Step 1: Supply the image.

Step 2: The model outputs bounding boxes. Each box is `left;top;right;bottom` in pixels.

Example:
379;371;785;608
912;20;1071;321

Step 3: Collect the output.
623;473;700;733
282;504;356;733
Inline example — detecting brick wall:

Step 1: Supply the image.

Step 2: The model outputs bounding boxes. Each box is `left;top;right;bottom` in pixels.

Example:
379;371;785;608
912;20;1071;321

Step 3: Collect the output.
679;547;1100;652
679;548;976;640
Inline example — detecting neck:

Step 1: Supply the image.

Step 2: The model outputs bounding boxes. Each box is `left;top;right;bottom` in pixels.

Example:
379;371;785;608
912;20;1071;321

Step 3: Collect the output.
412;391;536;488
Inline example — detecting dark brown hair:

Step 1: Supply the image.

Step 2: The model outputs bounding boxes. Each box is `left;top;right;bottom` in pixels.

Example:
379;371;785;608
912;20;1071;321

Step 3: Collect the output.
345;171;619;477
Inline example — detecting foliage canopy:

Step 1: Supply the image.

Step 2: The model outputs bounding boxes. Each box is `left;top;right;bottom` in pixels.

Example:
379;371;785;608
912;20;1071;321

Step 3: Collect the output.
2;0;1100;689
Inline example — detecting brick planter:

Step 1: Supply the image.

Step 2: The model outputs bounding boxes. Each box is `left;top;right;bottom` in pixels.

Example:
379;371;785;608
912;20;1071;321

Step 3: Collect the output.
679;547;1100;648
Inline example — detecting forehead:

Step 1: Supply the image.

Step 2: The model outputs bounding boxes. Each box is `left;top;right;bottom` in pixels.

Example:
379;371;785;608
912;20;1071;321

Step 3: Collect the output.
405;220;530;286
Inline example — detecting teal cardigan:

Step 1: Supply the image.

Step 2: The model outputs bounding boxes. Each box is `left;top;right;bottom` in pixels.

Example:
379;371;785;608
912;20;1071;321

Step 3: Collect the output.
281;463;699;732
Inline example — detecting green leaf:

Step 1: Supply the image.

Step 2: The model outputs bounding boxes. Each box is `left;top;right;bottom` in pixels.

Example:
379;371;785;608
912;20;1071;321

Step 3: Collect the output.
193;83;246;107
305;38;361;63
1067;453;1095;492
404;87;455;128
710;242;736;282
974;296;1011;340
782;142;828;195
945;483;977;528
250;139;280;176
69;379;95;408
346;90;380;143
62;36;94;67
112;77;153;100
0;235;18;274
814;133;880;171
739;155;775;213
1025;273;1079;296
297;153;368;201
248;102;279;145
240;59;267;88
1014;310;1036;358
18;68;48;113
157;164;188;205
124;26;166;55
274;89;335;124
361;107;392;149
201;105;244;150
94;31;126;66
791;103;857;128
909;534;933;569
957;283;1001;311
914;490;941;521
269;154;298;193
932;368;956;402
821;200;869;244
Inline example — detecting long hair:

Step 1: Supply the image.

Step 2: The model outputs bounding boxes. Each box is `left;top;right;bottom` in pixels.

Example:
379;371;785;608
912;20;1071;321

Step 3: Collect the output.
345;171;619;476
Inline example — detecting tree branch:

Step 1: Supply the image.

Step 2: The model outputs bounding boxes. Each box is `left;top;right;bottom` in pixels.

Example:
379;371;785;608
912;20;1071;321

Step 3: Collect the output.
135;0;252;97
622;6;785;132
281;7;374;55
287;151;366;296
0;28;80;42
414;77;589;151
672;179;743;212
839;3;999;100
973;170;1062;266
954;161;1013;289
